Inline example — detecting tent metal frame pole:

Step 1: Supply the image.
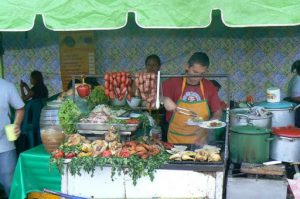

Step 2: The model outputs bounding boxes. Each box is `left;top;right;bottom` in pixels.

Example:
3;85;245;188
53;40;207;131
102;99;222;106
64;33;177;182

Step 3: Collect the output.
0;56;3;78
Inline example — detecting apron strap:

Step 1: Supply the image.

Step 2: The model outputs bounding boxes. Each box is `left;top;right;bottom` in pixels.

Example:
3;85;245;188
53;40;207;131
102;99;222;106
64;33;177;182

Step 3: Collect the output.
180;78;206;100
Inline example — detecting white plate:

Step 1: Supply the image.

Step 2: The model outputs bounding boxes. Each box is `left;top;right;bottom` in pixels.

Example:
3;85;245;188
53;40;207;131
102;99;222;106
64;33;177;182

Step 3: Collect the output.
47;104;61;108
129;113;141;118
198;120;226;129
185;120;202;126
115;117;130;120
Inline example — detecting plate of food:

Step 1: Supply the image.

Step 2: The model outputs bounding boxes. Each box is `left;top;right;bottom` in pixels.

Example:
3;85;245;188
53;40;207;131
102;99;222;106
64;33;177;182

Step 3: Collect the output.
199;120;226;129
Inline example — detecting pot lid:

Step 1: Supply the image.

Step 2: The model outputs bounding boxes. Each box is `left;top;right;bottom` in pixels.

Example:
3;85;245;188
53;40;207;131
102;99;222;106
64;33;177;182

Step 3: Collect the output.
230;108;272;119
230;125;271;134
257;100;296;109
272;126;300;138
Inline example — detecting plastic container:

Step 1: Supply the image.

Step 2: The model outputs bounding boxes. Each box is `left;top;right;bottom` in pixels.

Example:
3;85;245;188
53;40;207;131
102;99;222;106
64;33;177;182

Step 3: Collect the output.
266;87;280;103
5;124;17;141
150;126;162;140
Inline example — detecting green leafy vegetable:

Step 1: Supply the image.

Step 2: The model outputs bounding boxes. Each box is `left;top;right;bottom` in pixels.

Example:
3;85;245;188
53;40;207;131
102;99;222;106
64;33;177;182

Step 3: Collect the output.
58;100;82;134
87;86;110;111
51;151;169;185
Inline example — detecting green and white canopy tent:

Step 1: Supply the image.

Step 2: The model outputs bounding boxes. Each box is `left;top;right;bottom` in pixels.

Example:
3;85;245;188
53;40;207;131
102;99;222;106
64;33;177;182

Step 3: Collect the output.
1;0;300;31
1;0;300;84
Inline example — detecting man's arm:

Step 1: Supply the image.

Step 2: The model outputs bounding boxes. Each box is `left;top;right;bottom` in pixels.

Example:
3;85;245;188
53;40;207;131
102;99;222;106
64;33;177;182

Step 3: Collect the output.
211;109;222;120
14;108;24;137
291;96;300;103
163;97;177;111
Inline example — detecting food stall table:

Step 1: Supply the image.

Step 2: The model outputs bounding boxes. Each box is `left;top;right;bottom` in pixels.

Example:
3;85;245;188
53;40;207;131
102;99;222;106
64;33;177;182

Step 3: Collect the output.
10;145;61;199
62;164;224;199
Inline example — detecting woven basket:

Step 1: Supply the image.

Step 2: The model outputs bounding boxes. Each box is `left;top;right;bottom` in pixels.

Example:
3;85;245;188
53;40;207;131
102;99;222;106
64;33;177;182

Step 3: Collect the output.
41;126;65;153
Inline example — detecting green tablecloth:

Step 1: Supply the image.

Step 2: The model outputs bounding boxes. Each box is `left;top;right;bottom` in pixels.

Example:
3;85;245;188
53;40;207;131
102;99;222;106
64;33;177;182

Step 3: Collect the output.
9;145;61;199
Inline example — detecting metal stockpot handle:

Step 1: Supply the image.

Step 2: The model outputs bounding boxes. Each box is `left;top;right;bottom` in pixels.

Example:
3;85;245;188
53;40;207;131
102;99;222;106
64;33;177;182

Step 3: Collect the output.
235;114;249;120
294;104;300;111
235;114;251;124
278;136;295;142
265;137;274;142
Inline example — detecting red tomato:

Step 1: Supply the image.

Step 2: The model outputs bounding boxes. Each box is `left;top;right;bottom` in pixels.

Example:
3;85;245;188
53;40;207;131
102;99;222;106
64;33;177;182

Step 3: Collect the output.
76;84;90;98
119;148;131;158
102;150;112;158
53;149;64;159
65;152;76;159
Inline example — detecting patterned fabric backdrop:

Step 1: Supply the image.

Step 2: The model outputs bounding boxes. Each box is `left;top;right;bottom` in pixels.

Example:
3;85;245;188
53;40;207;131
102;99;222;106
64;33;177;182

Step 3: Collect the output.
3;17;300;102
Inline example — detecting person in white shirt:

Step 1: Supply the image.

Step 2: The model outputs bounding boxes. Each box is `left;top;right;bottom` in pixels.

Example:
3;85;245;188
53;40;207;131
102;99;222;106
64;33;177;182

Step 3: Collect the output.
0;78;24;198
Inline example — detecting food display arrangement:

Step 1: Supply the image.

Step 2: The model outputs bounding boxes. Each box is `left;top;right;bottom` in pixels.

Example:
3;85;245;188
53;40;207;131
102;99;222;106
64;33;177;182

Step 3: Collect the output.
51;73;227;186
51;127;173;185
77;104;141;134
51;127;223;185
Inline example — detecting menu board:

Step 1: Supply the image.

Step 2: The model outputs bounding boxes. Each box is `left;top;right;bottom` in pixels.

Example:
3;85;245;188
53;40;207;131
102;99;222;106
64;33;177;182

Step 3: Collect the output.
59;31;96;90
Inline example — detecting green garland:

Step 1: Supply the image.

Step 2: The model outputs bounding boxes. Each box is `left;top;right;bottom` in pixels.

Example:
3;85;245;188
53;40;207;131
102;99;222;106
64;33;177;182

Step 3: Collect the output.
51;151;169;185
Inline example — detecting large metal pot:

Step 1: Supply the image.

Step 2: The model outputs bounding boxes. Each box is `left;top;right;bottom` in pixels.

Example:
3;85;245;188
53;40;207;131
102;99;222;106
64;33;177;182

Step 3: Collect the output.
258;101;300;127
230;108;272;129
270;127;300;162
40;106;60;127
230;125;271;163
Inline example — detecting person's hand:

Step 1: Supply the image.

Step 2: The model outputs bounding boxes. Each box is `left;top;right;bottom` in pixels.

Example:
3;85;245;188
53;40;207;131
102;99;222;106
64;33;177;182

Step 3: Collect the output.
20;80;26;87
14;124;21;139
163;97;177;111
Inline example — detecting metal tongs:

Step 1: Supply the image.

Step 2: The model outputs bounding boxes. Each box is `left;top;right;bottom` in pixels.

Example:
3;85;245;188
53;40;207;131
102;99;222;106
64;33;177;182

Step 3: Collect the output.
176;107;199;118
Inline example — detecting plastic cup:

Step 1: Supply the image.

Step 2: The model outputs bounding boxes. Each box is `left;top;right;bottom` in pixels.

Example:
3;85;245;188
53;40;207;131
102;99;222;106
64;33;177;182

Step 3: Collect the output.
5;124;17;141
150;127;162;140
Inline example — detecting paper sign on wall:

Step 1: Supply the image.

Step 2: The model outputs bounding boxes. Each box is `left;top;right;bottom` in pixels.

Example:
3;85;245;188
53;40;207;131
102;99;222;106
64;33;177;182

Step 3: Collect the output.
59;31;95;91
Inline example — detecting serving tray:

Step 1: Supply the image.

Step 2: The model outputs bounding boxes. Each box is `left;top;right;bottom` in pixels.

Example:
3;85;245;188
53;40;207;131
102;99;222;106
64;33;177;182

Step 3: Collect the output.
77;122;140;132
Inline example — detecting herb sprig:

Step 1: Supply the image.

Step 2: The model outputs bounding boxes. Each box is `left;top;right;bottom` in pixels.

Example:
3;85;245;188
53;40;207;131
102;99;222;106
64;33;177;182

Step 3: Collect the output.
51;151;169;185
